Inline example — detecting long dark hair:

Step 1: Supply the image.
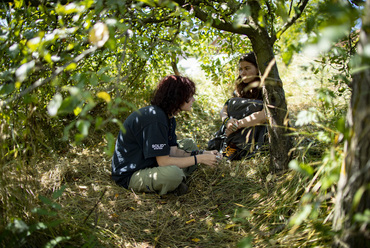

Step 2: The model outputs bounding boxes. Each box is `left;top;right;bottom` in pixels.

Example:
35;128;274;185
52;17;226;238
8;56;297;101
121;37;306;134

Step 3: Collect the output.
235;52;263;100
151;75;196;116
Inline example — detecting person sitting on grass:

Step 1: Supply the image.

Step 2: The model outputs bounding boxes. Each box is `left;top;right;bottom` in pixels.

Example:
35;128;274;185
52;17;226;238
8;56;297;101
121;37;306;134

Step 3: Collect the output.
212;52;268;160
111;75;222;196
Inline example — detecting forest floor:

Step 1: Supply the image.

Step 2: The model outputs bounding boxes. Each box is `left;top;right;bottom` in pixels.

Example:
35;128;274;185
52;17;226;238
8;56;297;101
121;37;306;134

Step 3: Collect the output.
1;54;349;247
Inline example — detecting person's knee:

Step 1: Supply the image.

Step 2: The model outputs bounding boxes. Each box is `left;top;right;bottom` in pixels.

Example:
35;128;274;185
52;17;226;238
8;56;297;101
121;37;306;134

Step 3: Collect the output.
178;138;198;152
158;165;184;185
151;166;185;194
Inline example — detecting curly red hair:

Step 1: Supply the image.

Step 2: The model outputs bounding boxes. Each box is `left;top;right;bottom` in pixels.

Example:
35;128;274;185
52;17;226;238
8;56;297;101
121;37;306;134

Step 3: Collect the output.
151;75;196;116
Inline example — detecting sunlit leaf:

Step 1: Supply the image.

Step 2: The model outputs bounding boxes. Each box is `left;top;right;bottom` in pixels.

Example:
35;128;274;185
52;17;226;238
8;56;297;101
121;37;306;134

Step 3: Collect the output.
233;6;250;28
354;209;370;224
7;219;28;233
186;219;196;224
352;185;367;211
295;109;319;126
289;160;314;176
97;91;111;103
15;61;35;82
289;204;312;226
47;93;63;116
74;106;82;116
33;222;48;230
76;120;91;136
65;63;77;71
316;131;331;143
137;0;156;7
224;224;237;229
27;37;41;52
44;236;71;248
89;22;109;48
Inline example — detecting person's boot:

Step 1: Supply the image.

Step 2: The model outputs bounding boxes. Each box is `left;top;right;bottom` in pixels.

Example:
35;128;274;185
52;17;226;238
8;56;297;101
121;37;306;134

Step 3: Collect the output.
174;182;188;196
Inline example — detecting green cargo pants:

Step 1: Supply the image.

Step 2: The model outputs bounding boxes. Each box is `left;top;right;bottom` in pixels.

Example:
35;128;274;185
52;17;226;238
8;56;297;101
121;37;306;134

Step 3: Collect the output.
128;138;198;195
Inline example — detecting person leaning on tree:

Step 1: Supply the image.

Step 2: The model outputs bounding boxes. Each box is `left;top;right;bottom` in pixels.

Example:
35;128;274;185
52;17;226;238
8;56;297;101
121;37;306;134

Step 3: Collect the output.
219;52;268;160
111;75;222;196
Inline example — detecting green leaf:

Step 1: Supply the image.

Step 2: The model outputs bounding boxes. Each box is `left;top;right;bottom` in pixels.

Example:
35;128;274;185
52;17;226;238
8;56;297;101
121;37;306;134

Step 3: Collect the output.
52;185;66;199
137;0;156;7
32;208;57;216
44;236;71;248
0;82;15;96
111;118;125;132
65;63;77;71
289;160;314;176
354;209;370;224
63;121;75;141
352;185;367;211
290;204;312;226
282;45;294;65
7;219;29;233
104;132;116;156
58;96;79;114
237;236;253;248
90;73;99;86
316;131;331;143
32;222;48;230
76;120;91;136
95;116;103;129
39;195;53;205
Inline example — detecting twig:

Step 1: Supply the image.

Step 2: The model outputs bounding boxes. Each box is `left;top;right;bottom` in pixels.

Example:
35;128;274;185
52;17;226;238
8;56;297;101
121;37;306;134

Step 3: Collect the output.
83;187;107;224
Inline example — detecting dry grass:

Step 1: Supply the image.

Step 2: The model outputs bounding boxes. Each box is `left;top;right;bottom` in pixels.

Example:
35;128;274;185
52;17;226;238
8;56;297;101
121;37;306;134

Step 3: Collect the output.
1;143;332;247
0;54;341;247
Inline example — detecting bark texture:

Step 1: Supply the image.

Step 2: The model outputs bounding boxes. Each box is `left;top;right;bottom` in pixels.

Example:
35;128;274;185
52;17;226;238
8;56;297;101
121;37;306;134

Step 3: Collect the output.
250;32;292;172
332;1;370;246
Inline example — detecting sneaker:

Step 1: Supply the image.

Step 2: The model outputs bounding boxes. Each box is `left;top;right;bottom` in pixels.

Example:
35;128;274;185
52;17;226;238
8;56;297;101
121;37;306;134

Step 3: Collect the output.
174;182;188;196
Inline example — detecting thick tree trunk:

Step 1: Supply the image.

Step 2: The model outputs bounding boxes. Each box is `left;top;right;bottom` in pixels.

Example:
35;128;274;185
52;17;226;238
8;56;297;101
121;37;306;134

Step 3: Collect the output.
332;1;370;246
251;33;292;172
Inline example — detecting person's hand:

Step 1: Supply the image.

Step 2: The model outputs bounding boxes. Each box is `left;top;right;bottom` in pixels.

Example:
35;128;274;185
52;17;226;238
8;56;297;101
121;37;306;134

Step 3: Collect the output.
204;150;223;161
225;118;239;136
197;153;222;167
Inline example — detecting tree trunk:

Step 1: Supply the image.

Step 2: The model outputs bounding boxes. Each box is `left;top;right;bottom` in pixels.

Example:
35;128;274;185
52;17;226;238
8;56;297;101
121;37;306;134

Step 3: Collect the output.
251;32;292;172
332;1;370;246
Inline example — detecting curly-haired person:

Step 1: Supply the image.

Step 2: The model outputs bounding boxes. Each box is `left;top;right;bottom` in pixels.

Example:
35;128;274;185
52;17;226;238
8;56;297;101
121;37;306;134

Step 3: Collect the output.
111;75;222;196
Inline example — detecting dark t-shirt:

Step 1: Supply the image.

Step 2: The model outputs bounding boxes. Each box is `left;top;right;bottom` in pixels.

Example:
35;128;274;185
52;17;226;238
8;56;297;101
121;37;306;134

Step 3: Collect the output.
111;105;178;188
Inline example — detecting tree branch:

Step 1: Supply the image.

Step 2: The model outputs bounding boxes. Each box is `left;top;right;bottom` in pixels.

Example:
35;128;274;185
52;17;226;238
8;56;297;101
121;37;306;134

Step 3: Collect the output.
173;0;255;36
276;0;309;38
0;46;97;108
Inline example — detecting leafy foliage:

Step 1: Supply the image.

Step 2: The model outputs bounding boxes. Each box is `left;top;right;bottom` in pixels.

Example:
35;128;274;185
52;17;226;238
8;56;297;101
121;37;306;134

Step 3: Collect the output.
0;0;367;247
